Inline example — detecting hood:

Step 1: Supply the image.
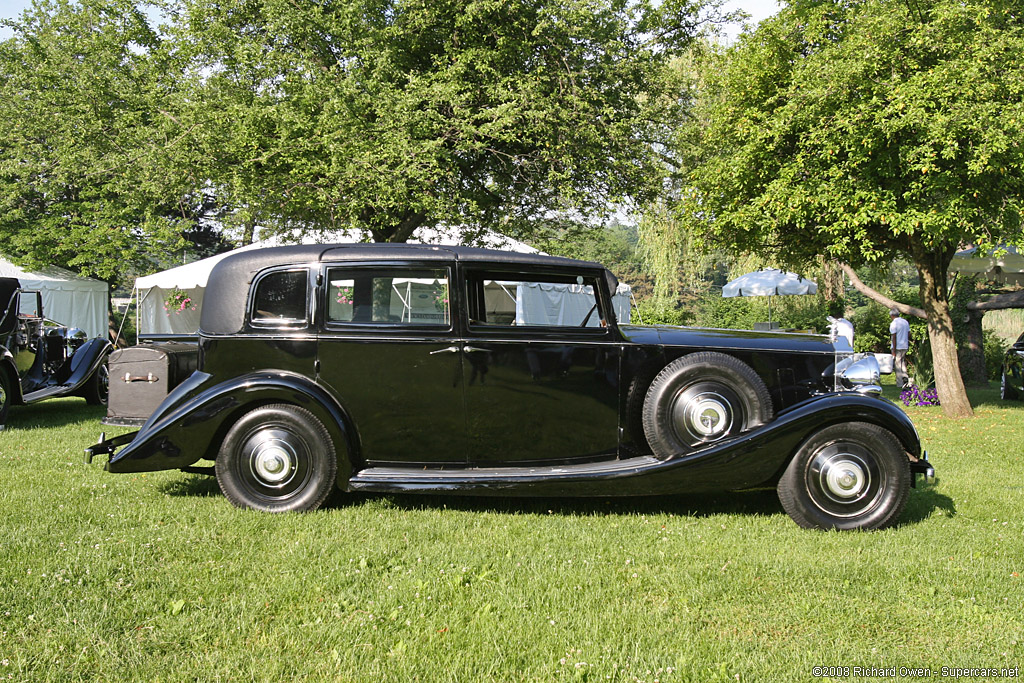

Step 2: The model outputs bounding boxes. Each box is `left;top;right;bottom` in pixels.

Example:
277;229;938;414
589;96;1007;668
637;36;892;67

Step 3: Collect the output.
618;324;835;356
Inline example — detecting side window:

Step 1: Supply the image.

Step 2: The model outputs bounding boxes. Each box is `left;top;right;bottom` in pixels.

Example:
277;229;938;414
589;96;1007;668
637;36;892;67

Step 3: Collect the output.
466;271;605;329
250;269;309;326
325;267;450;327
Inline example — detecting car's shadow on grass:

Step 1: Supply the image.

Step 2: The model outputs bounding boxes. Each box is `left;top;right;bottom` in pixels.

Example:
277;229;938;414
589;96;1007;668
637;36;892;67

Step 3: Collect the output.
159;474;222;497
4;399;106;431
156;473;954;527
329;488;789;520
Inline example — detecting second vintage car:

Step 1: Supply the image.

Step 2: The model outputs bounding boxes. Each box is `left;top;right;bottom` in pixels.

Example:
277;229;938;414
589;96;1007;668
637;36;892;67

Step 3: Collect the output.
1001;330;1024;400
1;277;110;427
86;244;933;529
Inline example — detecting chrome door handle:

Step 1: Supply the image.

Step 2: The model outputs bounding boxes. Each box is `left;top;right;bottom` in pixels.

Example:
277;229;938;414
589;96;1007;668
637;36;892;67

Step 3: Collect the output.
429;346;461;355
463;346;490;353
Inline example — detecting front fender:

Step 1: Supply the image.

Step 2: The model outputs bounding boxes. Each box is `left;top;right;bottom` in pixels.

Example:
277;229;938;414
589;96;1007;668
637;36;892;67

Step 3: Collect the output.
101;370;354;478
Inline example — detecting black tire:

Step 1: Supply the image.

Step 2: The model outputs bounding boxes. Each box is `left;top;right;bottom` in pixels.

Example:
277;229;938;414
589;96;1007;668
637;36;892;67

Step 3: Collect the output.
83;360;109;405
215;403;338;512
641;352;773;457
1001;369;1018;400
0;370;11;427
777;422;910;531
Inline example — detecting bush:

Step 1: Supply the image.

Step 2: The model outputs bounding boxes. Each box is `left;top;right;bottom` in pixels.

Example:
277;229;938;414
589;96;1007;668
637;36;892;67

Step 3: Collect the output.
632;299;691;326
984;328;1008;381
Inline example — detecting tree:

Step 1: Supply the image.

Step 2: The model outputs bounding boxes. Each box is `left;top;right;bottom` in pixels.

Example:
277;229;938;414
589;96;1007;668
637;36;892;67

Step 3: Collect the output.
168;0;716;244
685;0;1024;417
0;0;194;284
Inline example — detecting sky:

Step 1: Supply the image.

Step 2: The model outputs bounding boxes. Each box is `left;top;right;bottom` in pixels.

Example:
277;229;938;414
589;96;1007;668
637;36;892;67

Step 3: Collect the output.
0;0;781;43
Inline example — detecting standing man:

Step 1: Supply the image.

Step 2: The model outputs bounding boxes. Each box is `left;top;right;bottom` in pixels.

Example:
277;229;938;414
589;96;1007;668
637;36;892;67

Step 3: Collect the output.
889;308;911;389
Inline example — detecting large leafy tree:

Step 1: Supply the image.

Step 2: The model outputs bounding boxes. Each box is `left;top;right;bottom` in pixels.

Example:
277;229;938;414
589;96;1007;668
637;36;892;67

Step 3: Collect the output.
687;0;1024;417
168;0;712;243
0;0;194;283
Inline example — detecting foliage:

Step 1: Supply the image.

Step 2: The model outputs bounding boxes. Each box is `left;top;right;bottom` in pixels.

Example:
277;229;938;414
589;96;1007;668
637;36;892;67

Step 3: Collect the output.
0;0;189;283
692;291;834;333
984;328;1009;381
167;0;717;244
684;0;1024;417
632;299;691;326
2;392;1023;679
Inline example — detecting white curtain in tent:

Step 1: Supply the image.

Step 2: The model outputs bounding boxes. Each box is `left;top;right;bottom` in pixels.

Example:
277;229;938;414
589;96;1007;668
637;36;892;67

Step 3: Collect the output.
514;282;631;326
0;258;108;338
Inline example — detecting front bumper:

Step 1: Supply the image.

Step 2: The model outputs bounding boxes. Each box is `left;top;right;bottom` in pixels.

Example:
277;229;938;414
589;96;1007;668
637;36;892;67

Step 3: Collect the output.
910;451;934;487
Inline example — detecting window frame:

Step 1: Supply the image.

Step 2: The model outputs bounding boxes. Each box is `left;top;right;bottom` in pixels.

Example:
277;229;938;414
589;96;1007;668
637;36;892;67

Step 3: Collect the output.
247;266;313;331
320;262;456;333
462;265;612;336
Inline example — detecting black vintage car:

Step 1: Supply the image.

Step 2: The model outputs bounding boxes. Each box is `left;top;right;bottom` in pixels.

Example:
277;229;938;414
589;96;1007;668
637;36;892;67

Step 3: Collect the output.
86;245;933;529
0;277;111;426
1001;331;1024;400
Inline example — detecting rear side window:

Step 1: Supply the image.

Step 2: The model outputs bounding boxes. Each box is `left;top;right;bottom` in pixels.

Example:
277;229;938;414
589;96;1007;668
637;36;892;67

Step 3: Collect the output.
326;267;450;327
466;270;605;329
250;269;309;326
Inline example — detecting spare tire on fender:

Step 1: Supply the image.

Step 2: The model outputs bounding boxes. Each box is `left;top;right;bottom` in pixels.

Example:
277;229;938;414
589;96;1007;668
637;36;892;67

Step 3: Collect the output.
642;351;773;458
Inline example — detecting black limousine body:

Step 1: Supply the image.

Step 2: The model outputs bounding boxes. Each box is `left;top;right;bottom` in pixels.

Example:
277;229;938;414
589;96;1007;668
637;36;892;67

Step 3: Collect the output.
86;244;933;529
1;277;110;427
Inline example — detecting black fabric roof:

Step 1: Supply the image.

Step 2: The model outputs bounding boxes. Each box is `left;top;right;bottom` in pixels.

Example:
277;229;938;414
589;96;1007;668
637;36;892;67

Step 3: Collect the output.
200;243;611;335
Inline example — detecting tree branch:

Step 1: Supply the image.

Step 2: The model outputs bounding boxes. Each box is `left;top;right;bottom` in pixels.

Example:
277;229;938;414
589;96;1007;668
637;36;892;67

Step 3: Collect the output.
967;289;1024;312
839;263;926;318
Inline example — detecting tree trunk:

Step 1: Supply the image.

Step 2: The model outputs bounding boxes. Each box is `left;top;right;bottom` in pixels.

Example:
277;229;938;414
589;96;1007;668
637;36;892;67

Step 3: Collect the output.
961;309;987;386
913;244;973;418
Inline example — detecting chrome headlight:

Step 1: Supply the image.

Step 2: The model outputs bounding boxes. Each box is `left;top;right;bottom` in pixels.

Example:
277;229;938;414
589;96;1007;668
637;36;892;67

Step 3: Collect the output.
836;354;882;395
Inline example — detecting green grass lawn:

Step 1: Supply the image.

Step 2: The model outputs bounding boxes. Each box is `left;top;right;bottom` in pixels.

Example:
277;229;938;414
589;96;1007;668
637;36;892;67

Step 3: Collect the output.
1;387;1022;681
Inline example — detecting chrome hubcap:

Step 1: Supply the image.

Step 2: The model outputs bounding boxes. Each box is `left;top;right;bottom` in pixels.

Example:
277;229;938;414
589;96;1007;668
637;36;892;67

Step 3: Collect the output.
673;389;736;443
822;458;868;500
251;440;297;486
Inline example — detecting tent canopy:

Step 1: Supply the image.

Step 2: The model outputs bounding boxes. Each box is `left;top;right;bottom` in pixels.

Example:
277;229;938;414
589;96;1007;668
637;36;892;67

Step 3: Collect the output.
948;245;1024;285
0;257;108;338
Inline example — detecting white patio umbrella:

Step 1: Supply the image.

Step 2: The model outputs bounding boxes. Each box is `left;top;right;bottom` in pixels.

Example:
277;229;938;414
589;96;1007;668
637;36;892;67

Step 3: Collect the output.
722;269;818;322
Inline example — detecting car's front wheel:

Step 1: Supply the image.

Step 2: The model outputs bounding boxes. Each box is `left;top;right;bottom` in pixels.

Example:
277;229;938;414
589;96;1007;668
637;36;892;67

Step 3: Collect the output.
1001;369;1018;400
216;404;337;512
0;370;10;427
777;422;910;530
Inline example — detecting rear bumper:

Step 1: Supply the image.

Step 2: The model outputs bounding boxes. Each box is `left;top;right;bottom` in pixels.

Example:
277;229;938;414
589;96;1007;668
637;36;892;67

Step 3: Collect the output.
83;431;139;466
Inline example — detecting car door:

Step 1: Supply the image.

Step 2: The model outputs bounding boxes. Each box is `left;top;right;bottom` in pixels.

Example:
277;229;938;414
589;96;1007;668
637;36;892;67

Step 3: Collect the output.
460;266;621;465
316;263;470;466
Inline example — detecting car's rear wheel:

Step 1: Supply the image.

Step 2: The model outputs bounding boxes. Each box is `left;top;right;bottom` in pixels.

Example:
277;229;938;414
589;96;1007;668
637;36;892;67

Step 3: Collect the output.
216;403;337;512
641;352;773;458
777;422;910;530
83;360;109;405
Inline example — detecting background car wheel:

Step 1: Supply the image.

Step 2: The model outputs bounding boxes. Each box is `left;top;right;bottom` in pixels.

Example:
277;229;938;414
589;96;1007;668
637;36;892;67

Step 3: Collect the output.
1001;370;1018;400
0;370;10;427
83;360;109;405
777;422;910;530
641;352;773;458
216;403;338;512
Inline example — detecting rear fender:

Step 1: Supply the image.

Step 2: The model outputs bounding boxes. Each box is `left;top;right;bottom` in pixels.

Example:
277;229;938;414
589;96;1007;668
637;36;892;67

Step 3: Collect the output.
105;371;356;483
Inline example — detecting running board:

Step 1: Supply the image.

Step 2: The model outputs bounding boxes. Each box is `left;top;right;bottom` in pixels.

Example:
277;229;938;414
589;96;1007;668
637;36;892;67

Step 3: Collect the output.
348;456;661;492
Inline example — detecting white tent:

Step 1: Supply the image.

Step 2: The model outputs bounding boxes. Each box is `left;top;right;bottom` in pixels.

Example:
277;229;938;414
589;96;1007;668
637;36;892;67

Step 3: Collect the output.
948;245;1024;285
0;257;108;338
135;228;630;336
